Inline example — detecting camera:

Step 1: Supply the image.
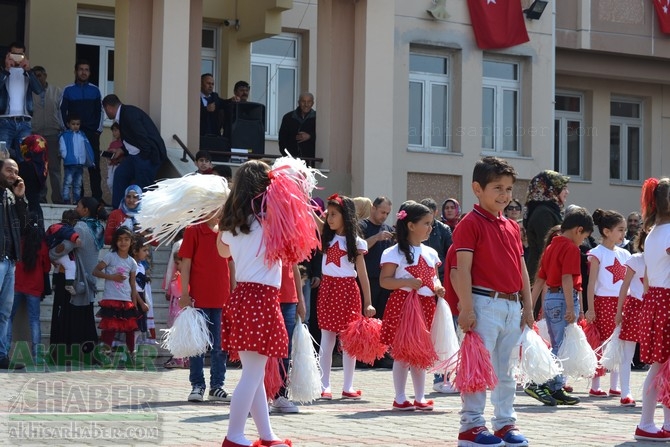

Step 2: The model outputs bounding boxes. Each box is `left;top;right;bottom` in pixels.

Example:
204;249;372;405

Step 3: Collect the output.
9;53;24;63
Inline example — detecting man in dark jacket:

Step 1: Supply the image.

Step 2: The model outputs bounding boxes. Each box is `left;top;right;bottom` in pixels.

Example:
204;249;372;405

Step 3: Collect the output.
278;92;316;160
0;158;27;369
420;198;452;280
102;94;167;208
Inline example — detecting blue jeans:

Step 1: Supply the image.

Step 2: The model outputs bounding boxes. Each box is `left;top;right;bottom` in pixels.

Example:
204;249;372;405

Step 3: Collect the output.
112;154;160;208
62;164;84;205
460;293;521;432
7;292;41;359
0;118;31;161
301;282;311;325
278;302;297;396
0;259;16;360
544;289;580;391
189;308;227;389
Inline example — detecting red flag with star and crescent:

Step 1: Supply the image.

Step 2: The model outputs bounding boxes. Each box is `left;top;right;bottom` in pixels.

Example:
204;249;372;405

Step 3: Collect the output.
466;0;530;49
654;0;670;33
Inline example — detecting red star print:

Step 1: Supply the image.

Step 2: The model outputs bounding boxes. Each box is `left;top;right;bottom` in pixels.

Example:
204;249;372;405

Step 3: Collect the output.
325;241;348;267
605;258;627;284
404;255;436;292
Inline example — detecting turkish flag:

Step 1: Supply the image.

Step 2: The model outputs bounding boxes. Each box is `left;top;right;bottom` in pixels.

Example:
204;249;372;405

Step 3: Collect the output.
467;0;530;49
653;0;670;34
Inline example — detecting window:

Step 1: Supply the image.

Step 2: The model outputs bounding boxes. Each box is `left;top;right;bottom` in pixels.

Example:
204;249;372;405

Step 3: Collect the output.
610;98;642;182
76;12;115;98
482;59;520;152
408;52;450;151
250;34;301;138
201;24;219;80
554;92;584;178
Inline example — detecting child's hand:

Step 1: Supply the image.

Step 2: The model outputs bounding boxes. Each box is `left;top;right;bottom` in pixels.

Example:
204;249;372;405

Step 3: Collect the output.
140;301;149;312
522;308;535;328
110;273;127;283
564;308;577;324
585;309;596;324
434;285;446;298
406;278;422;290
458;309;476;332
178;295;192;309
364;304;376;318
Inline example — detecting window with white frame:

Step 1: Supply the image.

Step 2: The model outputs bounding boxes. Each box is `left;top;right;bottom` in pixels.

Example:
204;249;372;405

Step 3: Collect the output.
482;59;520;152
76;12;115;98
408;52;450;151
610;98;643;182
250;34;301;138
554;92;584;178
201;24;219;80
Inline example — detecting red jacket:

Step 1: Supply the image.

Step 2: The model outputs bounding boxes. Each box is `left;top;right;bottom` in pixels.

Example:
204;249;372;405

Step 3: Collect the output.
15;240;51;297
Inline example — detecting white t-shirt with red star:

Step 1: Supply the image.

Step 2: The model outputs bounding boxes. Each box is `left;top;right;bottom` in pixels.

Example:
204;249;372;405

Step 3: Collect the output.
321;234;367;278
644;223;670;288
380;243;441;297
624;253;645;300
587;244;632;297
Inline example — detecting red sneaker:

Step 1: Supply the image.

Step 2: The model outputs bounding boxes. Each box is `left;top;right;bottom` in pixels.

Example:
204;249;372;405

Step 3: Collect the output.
252;440;293;447
222;438;252;447
320;391;332;400
458;426;504;446
392;400;415;411
634;427;670;441
588;389;608;397
413;400;434;411
608;389;622;396
620;397;636;407
341;390;362;400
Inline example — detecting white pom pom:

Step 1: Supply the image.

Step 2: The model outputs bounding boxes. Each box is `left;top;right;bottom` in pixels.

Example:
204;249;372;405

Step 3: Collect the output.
287;318;322;404
600;325;624;372
160;307;212;358
536;319;552;348
431;298;460;373
558;323;598;379
272;152;325;196
509;327;563;385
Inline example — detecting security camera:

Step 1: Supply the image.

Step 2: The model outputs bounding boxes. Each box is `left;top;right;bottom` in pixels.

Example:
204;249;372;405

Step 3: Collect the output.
223;19;239;28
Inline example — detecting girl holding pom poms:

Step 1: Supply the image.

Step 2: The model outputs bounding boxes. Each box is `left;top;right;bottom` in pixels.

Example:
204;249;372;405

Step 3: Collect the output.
218;158;320;447
379;200;445;411
316;193;375;400
634;178;670;442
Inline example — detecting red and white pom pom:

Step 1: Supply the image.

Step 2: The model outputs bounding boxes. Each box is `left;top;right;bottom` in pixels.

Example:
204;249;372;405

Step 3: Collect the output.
160;306;212;358
654;360;670;407
430;297;460;374
509;327;562;386
264;357;285;400
391;291;438;369
340;317;387;366
578;319;602;351
558;323;598;379
454;331;497;393
288;317;322;403
600;325;624;372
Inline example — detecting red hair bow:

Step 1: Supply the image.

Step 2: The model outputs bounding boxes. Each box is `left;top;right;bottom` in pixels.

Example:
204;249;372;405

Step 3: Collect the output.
328;193;344;207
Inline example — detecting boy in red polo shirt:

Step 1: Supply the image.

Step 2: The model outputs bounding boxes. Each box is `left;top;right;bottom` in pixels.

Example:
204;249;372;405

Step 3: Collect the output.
179;211;233;403
453;156;534;447
528;207;593;406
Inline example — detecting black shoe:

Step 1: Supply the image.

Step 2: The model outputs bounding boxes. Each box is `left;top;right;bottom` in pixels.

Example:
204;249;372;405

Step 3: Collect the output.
551;388;580;405
632;363;649;371
0;357;25;370
524;384;557;406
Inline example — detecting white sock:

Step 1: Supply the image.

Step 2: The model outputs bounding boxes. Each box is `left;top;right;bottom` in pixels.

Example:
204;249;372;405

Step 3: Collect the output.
620;340;636;397
319;330;337;392
342;351;356;393
393;360;409;403
410;366;427;403
591;376;601;391
640;363;661;432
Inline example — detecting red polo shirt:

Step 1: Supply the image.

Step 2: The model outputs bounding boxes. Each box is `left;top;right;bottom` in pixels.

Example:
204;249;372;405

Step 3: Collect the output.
537;235;582;291
442;245;459;316
452;204;524;294
278;264;299;304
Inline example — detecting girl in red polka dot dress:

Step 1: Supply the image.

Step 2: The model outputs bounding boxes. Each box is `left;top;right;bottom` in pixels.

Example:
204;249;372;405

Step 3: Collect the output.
379;201;445;411
634;178;670;442
316;194;375;400
585;209;631;397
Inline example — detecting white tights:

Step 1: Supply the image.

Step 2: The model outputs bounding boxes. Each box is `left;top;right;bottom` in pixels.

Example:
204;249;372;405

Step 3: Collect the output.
319;330;357;393
639;362;670;432
392;360;427;404
226;351;279;445
591;370;620;392
619;340;637;398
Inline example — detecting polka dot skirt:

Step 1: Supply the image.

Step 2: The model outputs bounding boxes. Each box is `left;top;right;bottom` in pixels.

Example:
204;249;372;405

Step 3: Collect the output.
222;282;288;359
639;287;670;364
619;296;644;342
317;275;362;333
380;289;436;347
593;296;618;342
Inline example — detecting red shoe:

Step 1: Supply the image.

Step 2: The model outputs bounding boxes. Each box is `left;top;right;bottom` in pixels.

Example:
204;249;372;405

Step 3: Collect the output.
608;389;622;396
320;391;332;400
222;438;252;447
392;400;415;411
634;427;670;441
588;389;608;397
563;385;573;393
620;397;636;407
413;400;434;411
341;390;362;400
252;439;293;447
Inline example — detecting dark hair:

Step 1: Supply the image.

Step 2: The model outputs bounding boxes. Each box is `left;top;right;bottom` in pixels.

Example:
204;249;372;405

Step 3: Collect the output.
592;208;624;236
74;59;90;71
130;234;148;258
8;42;25;52
419;198;437;213
102;94;121;107
32;66;45;74
201;73;213;80
21;212;44;271
195;150;212;161
67;114;81;124
561;207;594;233
79;197;107;221
395;200;432;265
642;178;670;232
110;122;120;131
213;164;232;179
372;196;392;208
634;228;647;253
234;80;250;91
473;156;517;188
505;199;523;211
61;209;79;226
110;226;133;253
321;194;360;263
219;160;271;235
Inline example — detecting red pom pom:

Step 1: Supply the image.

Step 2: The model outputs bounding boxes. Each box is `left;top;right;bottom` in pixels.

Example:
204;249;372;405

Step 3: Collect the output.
391;290;437;369
578;319;601;350
454;331;498;393
654;361;670;407
264;357;285;400
340;317;388;365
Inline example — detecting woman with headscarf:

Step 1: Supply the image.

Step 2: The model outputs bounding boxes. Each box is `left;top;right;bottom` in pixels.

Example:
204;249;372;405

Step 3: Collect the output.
440;198;461;231
104;185;142;245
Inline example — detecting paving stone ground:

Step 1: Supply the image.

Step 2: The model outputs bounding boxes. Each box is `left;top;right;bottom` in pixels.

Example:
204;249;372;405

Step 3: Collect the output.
0;358;662;447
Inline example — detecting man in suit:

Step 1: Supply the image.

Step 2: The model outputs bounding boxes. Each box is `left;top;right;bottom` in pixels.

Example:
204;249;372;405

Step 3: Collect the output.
102;94;166;208
199;73;223;137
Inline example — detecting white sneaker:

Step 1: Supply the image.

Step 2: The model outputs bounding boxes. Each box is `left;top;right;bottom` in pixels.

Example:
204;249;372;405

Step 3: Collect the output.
270;396;299;414
188;385;205;402
432;381;459;394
